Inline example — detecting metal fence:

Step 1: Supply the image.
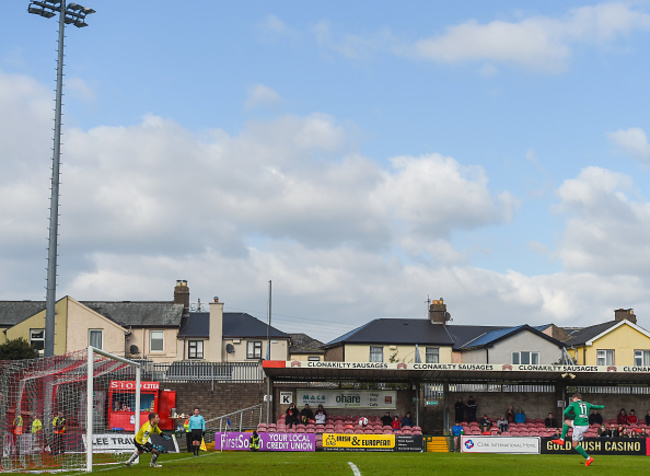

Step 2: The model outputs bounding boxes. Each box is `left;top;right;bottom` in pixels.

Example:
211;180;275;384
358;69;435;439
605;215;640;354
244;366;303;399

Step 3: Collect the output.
134;360;263;385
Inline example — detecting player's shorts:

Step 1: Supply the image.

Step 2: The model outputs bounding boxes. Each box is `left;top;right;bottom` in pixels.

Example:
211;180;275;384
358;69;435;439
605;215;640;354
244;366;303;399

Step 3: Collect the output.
135;441;153;453
569;421;588;442
191;429;203;443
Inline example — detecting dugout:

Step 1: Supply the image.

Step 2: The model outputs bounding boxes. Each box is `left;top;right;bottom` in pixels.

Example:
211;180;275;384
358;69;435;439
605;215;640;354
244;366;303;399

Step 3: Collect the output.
262;361;650;434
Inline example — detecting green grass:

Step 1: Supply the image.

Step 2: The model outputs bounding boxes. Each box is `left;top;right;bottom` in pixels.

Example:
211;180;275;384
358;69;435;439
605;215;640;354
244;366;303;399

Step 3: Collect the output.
58;451;650;475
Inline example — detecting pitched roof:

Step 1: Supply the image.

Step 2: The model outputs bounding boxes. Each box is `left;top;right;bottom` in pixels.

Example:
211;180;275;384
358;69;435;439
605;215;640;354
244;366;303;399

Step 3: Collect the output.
564;321;618;347
0;299;184;329
323;318;456;348
0;301;46;327
324;319;565;350
457;324;564;350
178;312;290;339
289;333;325;355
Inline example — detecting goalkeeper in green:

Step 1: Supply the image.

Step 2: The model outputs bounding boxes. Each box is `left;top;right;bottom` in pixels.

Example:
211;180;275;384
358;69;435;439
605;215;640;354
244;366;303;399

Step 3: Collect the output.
551;393;603;467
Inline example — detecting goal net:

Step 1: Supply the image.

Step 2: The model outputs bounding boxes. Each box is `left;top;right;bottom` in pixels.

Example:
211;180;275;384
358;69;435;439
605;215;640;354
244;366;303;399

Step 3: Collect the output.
0;347;140;473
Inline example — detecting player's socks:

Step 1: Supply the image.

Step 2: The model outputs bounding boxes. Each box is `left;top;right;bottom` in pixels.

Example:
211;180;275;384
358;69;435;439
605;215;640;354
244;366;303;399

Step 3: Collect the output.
126;452;139;465
151;454;159;464
575;445;588;459
560;423;569;440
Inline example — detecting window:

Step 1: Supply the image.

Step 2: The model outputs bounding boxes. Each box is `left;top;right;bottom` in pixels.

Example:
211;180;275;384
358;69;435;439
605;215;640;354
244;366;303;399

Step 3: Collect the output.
597;349;615;366
370;346;383;362
634;350;650;366
426;347;440;363
188;340;204;359
308;356;321;361
150;331;164;352
247;341;262;359
89;329;103;349
30;329;45;351
512;351;539;365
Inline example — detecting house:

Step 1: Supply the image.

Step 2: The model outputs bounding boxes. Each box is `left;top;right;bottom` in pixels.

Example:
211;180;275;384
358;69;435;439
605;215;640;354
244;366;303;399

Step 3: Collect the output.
322;298;565;364
0;281;291;363
565;309;650;366
288;333;325;361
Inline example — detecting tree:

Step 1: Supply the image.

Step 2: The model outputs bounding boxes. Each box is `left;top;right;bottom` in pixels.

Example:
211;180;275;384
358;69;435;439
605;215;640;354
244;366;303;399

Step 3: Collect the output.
0;338;38;360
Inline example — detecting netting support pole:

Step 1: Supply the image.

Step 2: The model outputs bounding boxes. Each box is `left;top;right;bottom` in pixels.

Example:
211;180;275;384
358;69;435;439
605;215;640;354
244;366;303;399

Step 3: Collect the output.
87;347;94;472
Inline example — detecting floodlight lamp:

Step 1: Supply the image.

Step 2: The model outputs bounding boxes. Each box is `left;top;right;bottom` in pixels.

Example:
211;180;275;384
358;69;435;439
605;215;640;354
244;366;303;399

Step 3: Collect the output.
67;3;82;10
74;20;88;27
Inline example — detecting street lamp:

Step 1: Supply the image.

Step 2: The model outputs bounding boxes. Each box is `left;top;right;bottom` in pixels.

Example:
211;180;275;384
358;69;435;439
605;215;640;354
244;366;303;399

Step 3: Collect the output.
28;0;95;357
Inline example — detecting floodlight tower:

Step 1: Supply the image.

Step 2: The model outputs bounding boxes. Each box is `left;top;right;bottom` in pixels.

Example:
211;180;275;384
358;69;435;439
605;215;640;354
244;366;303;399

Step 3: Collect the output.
28;1;95;357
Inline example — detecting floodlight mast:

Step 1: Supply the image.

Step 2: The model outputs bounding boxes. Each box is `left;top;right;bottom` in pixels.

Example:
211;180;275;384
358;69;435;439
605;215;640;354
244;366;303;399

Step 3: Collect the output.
28;0;94;357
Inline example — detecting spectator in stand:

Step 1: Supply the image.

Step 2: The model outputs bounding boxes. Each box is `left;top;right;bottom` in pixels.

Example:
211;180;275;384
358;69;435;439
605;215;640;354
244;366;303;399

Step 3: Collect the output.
628;409;638;424
465;396;477;422
589;409;603;426
316;404;327;416
514;408;526;424
392;416;401;431
401;412;413;428
496;415;508;433
381;412;393;427
479;415;492;432
454;397;465;423
620;428;630;438
314;408;326;426
609;425;619;438
300;404;314;424
286;403;300;428
553;428;562;440
597;425;609;438
617;408;628;426
505;405;515;424
646;410;650;426
451;422;464;451
545;412;557;429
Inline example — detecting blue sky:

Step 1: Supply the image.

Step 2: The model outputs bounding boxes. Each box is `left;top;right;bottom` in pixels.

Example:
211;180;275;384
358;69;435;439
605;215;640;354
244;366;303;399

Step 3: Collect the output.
3;1;650;342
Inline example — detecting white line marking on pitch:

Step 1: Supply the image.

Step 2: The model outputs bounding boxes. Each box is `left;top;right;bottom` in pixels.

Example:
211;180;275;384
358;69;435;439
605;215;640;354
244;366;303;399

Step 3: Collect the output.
348;461;361;476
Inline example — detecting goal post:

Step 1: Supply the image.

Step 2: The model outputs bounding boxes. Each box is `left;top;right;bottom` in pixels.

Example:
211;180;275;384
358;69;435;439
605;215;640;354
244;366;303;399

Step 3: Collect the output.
0;347;141;473
86;346;140;472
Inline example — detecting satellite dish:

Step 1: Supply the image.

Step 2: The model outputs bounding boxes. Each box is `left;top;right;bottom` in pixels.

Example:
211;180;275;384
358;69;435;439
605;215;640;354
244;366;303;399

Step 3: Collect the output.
129;345;140;355
226;344;235;354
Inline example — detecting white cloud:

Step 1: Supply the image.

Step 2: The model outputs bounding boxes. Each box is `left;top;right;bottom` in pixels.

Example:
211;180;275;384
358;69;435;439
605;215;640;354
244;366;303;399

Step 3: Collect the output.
259;14;290;36
244;84;282;110
402;3;650;72
608;127;650;162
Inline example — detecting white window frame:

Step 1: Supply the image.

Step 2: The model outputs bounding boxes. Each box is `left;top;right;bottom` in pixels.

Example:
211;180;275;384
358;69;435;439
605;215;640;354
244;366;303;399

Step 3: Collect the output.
597;349;615;366
150;330;164;352
89;329;103;350
425;347;440;363
308;356;321;361
247;341;262;359
30;329;45;351
369;346;384;362
634;350;650;366
512;351;540;365
188;340;204;359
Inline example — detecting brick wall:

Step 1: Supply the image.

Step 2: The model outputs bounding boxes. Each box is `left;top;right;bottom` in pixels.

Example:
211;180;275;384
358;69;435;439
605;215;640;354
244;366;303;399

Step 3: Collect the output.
162;382;267;422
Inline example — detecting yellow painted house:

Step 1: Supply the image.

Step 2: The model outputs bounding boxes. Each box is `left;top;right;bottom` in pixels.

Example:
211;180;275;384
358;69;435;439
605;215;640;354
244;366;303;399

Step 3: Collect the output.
565;309;650;366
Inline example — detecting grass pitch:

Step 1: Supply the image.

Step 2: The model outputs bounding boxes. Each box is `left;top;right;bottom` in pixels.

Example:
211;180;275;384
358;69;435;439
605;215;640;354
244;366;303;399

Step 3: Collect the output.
61;451;650;475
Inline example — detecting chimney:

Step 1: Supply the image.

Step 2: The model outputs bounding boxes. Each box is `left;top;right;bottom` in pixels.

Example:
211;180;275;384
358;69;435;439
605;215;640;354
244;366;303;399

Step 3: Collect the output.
614;308;636;324
209;296;224;362
174;280;190;318
429;298;451;324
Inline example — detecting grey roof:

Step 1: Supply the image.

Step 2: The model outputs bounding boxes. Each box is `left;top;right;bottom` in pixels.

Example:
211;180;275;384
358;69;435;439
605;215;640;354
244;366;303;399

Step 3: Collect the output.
178;312;290;339
324;318;456;348
564;320;619;346
0;301;46;327
81;302;184;328
289;333;325;355
0;299;184;329
324;320;565;350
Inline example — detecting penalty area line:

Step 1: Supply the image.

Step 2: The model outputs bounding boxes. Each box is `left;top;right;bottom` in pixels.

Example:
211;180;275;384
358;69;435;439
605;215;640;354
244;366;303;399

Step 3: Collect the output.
348;461;361;476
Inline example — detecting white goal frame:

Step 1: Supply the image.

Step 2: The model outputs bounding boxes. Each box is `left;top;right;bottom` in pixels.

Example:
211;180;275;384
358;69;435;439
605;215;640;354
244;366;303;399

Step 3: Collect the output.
86;346;141;472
